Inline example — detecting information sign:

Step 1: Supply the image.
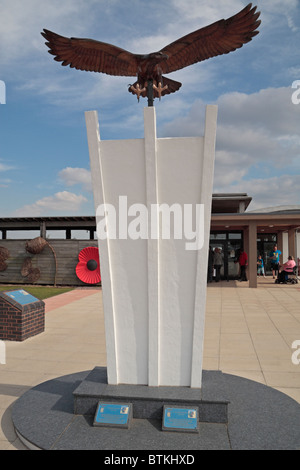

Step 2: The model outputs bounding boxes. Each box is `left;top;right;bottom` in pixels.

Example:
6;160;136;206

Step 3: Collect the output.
93;402;132;429
162;406;199;433
5;290;39;306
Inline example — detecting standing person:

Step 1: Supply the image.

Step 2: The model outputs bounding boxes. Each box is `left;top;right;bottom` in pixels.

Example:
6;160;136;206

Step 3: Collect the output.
238;247;248;281
213;247;223;282
257;255;265;277
207;246;214;283
269;245;282;279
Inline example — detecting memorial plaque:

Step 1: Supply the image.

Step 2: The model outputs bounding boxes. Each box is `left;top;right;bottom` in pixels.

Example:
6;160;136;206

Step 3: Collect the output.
5;290;39;306
93;402;132;429
162;406;199;433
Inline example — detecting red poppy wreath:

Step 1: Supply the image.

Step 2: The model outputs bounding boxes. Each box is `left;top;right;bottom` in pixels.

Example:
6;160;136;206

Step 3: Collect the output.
76;247;101;284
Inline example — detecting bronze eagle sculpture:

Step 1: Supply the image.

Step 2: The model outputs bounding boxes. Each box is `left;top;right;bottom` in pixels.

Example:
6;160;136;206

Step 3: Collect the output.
41;3;260;105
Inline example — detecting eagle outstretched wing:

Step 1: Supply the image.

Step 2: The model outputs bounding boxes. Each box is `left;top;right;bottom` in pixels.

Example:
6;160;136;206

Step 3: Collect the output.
41;3;260;101
159;3;260;74
41;29;140;77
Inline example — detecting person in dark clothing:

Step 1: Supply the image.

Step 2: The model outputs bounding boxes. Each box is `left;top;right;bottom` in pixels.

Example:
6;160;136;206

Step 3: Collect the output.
213;247;223;282
269;245;282;279
207;246;214;283
238;248;248;281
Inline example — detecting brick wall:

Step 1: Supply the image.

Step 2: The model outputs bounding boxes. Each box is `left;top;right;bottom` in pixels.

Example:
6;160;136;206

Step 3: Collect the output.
0;297;45;341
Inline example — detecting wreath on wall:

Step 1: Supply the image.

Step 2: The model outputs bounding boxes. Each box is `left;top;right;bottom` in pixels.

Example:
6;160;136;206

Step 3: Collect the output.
76;247;101;284
20;237;58;285
0;246;9;272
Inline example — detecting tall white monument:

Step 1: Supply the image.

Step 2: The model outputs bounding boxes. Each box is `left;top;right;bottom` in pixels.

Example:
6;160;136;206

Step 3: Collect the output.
85;105;217;388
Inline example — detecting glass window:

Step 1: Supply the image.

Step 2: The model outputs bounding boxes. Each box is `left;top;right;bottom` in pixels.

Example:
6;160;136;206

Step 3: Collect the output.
228;233;242;240
210;233;226;240
257;234;277;242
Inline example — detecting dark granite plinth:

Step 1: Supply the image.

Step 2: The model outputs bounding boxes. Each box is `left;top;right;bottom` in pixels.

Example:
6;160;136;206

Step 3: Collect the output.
73;367;229;423
11;368;300;450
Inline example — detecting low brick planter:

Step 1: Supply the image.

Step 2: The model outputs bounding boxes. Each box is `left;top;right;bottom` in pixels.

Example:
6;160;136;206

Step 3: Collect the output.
0;290;45;341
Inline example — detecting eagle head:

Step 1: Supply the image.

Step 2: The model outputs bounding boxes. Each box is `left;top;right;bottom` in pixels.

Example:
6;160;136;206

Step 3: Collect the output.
142;51;169;62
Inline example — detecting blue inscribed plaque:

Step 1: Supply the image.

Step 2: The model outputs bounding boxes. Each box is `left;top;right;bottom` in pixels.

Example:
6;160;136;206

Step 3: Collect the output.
93;403;132;428
5;290;39;306
163;406;199;433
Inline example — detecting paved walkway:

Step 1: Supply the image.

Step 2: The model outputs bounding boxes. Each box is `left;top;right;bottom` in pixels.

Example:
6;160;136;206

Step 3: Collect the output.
0;278;300;450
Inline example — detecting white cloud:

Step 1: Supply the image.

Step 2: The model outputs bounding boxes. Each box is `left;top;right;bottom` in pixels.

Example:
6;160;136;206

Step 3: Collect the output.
161;85;300;208
216;88;300;180
218;174;300;211
0;162;15;172
170;0;242;25
261;0;299;32
0;0;99;65
1;0;299;217
217;87;300;136
0;162;15;187
162;85;300;162
13;191;88;216
58;167;92;191
0;179;12;188
213;151;249;188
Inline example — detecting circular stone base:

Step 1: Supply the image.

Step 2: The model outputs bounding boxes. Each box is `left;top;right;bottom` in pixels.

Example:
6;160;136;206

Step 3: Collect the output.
12;370;300;450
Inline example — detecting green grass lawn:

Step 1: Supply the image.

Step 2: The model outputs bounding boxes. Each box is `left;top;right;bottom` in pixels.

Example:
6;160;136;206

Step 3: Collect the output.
0;285;74;300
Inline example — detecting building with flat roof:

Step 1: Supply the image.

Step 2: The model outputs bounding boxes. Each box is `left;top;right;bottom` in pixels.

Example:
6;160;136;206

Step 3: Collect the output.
0;194;299;287
210;197;300;287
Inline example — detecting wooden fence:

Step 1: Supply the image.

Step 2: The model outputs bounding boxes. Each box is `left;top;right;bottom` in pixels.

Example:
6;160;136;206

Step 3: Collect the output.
0;239;99;286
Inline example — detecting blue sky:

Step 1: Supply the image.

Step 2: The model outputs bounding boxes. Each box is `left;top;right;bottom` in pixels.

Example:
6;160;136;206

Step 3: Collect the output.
1;0;300;219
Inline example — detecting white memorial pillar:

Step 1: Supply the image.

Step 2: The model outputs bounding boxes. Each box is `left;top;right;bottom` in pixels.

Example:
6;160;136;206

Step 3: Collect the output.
85;105;217;388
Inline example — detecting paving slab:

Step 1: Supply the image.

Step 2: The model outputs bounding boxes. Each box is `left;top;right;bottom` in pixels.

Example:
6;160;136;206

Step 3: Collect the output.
1;280;300;450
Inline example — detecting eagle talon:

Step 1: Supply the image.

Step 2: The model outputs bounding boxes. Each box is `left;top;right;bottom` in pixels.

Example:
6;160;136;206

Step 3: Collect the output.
129;83;146;102
153;82;168;100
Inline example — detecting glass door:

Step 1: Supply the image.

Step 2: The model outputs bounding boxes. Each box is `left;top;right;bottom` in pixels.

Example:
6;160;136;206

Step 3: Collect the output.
227;239;241;280
210;232;243;280
257;234;277;276
210;241;226;279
